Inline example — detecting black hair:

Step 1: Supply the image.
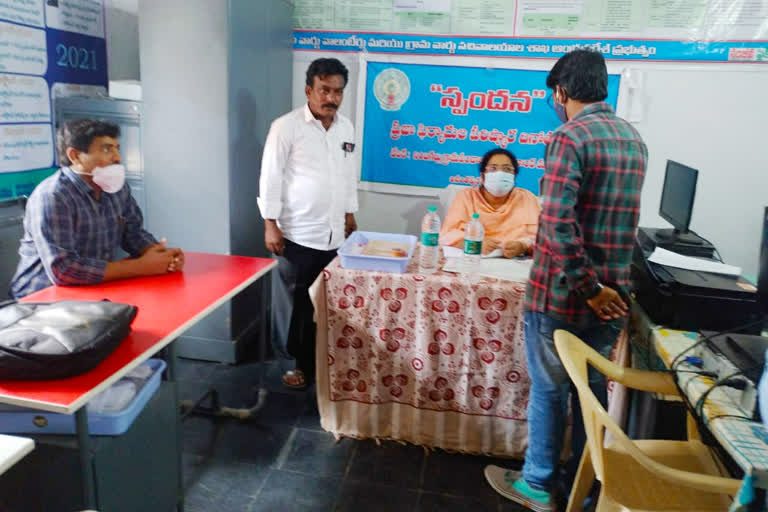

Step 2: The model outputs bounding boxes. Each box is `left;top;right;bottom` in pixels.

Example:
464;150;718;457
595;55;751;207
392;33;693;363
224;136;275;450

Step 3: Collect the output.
479;148;519;175
57;119;120;166
546;49;607;103
305;58;349;88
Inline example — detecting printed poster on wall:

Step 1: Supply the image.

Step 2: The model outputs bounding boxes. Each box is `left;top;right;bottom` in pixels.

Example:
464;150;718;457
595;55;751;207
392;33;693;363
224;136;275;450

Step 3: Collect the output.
360;61;620;195
0;0;108;199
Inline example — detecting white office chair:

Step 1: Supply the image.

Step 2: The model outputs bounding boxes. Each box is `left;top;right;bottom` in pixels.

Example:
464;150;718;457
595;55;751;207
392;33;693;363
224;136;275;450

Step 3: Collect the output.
437;184;466;214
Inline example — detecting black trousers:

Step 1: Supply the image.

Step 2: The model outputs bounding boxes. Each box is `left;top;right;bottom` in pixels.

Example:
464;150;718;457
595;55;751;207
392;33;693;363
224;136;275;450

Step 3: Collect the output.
276;238;337;380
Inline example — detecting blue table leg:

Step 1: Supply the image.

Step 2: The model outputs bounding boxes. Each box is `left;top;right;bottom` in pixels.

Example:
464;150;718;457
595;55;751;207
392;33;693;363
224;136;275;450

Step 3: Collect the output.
75;407;96;509
179;273;272;421
166;340;185;512
258;270;270;396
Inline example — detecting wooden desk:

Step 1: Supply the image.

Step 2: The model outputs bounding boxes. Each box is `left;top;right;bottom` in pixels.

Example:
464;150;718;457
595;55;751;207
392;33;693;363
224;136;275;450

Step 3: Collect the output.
652;326;768;488
0;252;276;510
0;434;34;476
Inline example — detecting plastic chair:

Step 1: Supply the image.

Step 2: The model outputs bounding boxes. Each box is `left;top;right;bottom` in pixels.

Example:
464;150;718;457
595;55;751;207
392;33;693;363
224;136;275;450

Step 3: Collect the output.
554;329;741;511
437;184;465;213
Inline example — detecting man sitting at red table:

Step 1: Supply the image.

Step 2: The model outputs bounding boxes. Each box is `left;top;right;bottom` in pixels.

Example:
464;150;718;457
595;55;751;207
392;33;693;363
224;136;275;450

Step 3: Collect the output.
9;119;184;298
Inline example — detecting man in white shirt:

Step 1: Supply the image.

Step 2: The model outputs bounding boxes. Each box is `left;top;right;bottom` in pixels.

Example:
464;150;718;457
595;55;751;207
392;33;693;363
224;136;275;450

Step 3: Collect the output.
258;58;358;389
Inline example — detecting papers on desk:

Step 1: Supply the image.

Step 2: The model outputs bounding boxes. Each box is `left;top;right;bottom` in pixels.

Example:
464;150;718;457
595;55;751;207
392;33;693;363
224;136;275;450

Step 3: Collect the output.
648;247;742;276
442;257;532;282
442;246;503;259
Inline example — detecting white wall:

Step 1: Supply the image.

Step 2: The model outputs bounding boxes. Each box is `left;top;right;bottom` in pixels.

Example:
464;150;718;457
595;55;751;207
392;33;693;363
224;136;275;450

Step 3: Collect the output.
139;0;231;252
293;50;768;275
105;0;140;80
634;66;767;276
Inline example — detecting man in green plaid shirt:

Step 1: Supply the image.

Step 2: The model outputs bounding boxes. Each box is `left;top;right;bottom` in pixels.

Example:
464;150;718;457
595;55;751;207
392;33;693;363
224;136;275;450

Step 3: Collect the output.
485;50;648;511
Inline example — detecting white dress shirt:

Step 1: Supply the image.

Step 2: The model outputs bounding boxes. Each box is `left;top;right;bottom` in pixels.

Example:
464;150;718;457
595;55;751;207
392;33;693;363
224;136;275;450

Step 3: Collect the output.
258;104;359;251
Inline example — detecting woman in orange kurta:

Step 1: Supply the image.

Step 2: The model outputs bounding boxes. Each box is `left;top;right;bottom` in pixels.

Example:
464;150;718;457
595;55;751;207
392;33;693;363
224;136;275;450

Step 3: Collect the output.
440;148;541;258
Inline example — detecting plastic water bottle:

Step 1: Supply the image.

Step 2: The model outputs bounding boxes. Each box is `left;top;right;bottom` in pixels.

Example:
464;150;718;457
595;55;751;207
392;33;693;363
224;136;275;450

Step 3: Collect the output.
419;205;441;274
463;213;484;278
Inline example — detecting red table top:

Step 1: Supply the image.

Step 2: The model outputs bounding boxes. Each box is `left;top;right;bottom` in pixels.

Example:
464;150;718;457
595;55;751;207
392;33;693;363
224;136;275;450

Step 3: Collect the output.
0;252;276;414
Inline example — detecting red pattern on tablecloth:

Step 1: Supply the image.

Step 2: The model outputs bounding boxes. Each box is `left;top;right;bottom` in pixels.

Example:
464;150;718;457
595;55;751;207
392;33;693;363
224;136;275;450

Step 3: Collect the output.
322;257;530;420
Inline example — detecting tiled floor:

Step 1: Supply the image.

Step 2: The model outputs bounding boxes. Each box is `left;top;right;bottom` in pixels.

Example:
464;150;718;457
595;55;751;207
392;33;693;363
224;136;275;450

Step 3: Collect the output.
177;357;530;512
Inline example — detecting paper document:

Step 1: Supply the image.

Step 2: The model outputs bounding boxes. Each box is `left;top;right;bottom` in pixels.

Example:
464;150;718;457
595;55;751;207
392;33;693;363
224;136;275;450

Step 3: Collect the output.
441;246;503;259
648;247;742;276
443;257;533;282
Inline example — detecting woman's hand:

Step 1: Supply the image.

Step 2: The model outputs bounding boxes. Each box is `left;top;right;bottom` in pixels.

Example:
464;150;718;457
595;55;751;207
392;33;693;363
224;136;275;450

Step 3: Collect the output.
482;238;501;255
502;240;527;259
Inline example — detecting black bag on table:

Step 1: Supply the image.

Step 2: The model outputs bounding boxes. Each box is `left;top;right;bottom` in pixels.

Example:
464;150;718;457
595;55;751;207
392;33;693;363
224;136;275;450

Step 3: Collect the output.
0;300;138;380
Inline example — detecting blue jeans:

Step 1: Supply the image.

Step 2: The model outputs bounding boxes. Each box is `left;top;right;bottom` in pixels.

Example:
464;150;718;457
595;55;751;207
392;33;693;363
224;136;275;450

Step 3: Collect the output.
521;310;624;491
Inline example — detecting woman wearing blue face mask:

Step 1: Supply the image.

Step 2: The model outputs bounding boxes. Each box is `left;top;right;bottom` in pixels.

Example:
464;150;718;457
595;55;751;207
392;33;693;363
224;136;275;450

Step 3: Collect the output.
440;148;541;258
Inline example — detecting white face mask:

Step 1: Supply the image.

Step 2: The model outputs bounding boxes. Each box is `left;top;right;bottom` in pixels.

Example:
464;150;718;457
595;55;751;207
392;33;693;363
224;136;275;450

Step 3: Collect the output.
75;164;126;194
483;171;516;197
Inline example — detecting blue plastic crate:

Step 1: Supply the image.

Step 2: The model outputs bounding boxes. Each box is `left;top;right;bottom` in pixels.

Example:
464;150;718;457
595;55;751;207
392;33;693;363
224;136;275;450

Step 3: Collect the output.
338;231;417;273
0;359;166;436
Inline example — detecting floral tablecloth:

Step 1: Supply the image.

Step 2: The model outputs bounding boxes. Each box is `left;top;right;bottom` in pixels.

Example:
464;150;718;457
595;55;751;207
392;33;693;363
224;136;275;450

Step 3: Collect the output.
311;250;628;457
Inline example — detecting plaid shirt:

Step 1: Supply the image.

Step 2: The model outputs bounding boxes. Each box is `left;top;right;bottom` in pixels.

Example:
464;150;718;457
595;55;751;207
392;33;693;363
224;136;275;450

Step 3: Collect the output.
525;102;647;326
10;167;157;298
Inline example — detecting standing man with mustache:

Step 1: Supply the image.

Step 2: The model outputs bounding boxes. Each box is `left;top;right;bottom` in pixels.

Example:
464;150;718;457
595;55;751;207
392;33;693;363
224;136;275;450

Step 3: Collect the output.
258;58;359;390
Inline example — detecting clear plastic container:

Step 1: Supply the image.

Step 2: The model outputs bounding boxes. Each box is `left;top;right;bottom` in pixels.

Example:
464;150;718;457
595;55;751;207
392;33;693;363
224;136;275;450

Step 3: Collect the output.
463;213;484;279
419;205;441;274
337;231;417;273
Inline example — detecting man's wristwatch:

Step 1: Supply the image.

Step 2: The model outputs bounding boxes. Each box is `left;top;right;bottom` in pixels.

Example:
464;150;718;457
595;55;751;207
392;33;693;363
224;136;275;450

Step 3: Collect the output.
584;281;604;300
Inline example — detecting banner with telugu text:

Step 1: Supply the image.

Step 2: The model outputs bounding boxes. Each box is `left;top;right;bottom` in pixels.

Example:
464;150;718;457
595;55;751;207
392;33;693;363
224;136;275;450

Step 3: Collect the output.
0;0;108;199
360;61;620;194
296;32;768;63
294;0;768;63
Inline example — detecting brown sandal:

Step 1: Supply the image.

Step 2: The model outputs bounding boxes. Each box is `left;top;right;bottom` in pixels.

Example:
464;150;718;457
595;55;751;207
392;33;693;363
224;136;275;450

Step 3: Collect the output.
282;369;307;390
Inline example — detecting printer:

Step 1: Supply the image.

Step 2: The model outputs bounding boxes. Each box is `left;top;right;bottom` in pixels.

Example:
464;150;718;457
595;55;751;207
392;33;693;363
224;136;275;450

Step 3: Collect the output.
631;161;765;333
632;227;763;334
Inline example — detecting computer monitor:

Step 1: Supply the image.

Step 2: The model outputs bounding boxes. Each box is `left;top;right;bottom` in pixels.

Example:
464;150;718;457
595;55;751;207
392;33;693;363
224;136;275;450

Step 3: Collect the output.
656;160;703;245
